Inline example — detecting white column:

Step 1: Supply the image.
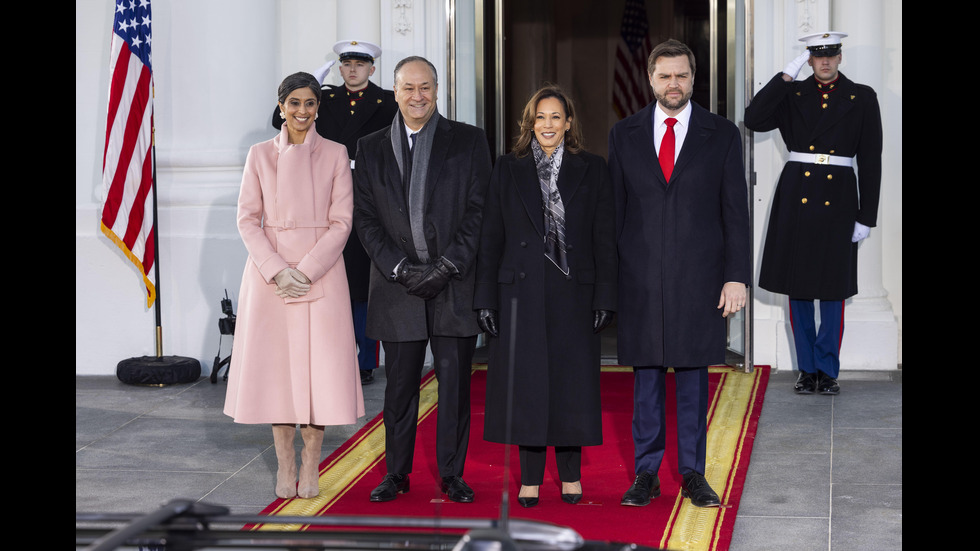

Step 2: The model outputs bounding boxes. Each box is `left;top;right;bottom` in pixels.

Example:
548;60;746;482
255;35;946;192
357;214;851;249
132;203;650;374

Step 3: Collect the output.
832;0;898;370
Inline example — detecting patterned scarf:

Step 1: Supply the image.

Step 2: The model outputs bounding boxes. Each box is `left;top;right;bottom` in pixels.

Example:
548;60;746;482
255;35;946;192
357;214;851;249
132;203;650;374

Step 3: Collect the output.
531;137;569;275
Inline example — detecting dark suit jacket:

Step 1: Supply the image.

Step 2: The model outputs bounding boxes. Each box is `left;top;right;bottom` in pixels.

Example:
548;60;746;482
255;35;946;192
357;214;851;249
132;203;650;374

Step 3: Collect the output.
353;114;492;341
272;81;398;302
609;101;751;367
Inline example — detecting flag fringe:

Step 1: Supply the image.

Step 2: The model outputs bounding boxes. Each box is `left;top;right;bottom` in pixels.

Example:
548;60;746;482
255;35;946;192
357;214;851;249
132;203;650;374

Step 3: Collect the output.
100;220;157;308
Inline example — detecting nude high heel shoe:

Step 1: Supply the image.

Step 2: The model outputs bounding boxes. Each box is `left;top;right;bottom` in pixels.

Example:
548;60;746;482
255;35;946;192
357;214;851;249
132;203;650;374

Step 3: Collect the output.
298;425;324;498
272;424;297;499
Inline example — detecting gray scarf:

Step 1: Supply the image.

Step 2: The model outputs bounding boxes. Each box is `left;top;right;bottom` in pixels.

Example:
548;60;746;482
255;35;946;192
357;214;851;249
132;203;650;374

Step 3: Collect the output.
391;109;439;262
531;137;569;275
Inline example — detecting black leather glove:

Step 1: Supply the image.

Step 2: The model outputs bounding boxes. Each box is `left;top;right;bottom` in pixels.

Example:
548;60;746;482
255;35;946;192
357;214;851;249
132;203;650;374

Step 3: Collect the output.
477;309;499;337
593;310;614;334
408;257;455;300
395;261;428;289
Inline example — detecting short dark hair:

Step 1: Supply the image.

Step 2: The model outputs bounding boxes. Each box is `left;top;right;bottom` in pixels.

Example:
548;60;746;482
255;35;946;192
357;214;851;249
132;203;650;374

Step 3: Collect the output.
277;72;321;104
513;85;584;158
394;56;438;86
647;39;696;76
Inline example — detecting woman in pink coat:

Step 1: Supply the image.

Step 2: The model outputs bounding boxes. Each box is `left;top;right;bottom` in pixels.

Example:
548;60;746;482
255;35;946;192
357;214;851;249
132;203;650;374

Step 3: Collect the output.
224;72;365;499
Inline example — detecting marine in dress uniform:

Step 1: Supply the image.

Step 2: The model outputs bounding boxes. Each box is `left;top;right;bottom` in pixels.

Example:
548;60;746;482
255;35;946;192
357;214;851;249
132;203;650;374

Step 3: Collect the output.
272;40;399;386
744;32;883;395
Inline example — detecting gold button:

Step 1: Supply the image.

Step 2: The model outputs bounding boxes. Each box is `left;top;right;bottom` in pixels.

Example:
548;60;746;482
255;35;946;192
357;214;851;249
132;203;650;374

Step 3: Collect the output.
827;174;833;180
350;100;356;106
825;201;830;206
804;171;811;177
823;94;829;99
809;145;815;151
829;149;835;154
802;198;808;204
822;103;828;109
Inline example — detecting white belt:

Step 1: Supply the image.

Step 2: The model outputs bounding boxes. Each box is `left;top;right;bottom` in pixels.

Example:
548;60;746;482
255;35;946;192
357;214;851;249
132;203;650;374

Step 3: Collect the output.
788;151;854;167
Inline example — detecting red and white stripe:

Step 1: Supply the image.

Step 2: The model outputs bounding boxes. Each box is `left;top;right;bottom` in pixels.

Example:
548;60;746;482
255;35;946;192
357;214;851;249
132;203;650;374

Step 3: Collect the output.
100;31;156;307
612;33;654;119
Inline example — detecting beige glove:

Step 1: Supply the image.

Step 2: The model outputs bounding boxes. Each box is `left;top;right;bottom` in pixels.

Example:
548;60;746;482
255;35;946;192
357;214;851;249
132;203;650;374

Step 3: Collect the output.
274;268;311;298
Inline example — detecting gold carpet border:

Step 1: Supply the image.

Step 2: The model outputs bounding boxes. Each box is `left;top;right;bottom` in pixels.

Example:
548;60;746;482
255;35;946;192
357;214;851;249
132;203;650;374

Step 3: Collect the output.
253;363;764;549
662;367;763;551
255;373;442;531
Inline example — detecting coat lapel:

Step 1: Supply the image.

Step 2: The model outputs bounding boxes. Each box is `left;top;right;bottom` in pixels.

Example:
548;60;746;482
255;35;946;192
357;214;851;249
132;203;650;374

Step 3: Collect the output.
510;154;545;238
672;102;715;179
626;103;668;187
557;151;586;204
423;115;452;210
381;128;409;214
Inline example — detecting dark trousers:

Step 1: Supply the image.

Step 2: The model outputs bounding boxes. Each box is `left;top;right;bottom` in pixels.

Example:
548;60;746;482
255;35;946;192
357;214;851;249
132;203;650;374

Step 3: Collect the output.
352;301;379;371
518;445;582;486
789;299;845;378
382;334;476;478
632;366;709;476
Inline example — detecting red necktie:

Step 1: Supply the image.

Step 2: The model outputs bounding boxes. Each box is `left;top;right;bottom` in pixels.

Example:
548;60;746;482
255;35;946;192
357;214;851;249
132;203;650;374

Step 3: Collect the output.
660;117;677;181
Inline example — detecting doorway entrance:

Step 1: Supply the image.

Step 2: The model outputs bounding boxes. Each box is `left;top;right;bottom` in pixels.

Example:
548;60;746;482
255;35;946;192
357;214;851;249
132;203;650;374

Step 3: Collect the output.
449;0;752;369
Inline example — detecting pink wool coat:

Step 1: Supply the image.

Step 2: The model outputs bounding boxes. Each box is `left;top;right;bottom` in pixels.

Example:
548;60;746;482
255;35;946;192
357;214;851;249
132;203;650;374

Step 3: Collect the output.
224;127;364;425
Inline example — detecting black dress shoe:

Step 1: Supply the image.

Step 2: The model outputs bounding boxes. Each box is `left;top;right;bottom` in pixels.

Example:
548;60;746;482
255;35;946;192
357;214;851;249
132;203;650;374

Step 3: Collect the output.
360;370;374;385
441;476;474;503
794;371;817;394
561;493;582;504
817;372;840;395
620;472;661;506
681;472;720;507
517;496;539;508
370;474;409;502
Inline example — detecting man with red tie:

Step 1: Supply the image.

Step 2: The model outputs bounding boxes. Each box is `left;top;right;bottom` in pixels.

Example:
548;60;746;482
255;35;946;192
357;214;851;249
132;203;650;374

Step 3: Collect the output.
608;39;751;508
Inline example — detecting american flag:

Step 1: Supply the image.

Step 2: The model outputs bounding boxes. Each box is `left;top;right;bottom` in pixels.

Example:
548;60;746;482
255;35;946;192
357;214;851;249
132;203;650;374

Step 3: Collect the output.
101;0;156;307
612;0;654;119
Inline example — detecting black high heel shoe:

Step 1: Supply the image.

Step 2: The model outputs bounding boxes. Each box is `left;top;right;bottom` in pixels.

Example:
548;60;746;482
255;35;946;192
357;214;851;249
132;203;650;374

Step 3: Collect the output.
561;481;583;504
518;496;539;507
518;485;539;508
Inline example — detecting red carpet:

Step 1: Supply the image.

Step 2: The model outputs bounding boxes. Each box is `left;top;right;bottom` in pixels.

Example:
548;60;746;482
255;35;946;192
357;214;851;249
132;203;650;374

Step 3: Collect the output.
254;365;769;550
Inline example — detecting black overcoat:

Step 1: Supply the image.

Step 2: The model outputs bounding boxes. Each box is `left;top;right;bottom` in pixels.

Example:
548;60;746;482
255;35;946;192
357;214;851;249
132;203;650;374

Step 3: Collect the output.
474;151;616;446
744;73;882;300
272;81;398;301
353;114;491;341
608;101;751;368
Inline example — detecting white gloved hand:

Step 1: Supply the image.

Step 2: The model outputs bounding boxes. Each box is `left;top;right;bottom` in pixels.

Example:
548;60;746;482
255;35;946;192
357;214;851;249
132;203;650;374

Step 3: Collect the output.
782;50;811;80
274;268;311;297
312;60;336;85
851;222;871;243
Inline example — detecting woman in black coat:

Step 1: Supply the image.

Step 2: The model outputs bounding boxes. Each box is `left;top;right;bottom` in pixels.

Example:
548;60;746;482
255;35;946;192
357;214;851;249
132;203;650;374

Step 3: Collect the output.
473;85;617;508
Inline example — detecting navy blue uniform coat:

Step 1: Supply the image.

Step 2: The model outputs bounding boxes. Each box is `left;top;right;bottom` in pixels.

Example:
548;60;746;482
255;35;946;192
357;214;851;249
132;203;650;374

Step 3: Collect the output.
609;101;751;368
744;73;882;300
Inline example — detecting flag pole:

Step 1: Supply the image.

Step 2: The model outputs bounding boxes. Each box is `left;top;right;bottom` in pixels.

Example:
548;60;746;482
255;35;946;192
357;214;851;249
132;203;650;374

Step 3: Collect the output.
115;99;201;385
151;121;163;357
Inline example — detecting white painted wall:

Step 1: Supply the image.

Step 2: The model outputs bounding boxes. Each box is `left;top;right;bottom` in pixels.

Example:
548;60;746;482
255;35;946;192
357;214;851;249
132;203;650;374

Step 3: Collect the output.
76;0;901;375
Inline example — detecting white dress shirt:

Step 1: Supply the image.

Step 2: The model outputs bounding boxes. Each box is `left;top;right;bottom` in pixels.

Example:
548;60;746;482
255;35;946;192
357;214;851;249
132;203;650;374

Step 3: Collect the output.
652;101;692;163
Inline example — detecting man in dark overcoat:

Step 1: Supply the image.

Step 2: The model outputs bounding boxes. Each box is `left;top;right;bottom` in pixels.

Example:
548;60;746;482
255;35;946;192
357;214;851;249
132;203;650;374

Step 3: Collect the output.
608;39;751;508
272;40;398;386
353;56;491;504
744;32;882;395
